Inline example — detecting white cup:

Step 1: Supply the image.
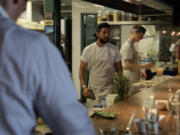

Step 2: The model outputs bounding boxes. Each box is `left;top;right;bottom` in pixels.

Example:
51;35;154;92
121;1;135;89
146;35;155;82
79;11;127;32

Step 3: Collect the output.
106;94;118;107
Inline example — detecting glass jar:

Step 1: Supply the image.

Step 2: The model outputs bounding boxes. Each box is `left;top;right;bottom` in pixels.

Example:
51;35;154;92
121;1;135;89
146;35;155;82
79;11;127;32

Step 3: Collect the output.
97;11;103;23
124;12;130;21
113;11;121;21
105;11;113;21
132;14;138;21
138;15;142;21
97;14;102;23
102;12;107;21
121;11;126;21
128;13;133;21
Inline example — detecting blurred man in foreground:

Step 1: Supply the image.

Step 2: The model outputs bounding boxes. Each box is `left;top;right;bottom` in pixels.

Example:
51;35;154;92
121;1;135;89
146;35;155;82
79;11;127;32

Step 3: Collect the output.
0;0;96;135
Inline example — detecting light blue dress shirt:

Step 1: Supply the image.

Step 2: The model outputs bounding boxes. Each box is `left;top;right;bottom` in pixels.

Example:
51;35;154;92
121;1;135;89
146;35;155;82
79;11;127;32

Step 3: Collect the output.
0;6;96;135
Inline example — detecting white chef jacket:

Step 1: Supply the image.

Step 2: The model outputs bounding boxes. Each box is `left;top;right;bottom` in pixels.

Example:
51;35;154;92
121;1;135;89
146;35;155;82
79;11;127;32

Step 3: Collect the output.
120;40;140;84
81;42;121;106
0;6;96;135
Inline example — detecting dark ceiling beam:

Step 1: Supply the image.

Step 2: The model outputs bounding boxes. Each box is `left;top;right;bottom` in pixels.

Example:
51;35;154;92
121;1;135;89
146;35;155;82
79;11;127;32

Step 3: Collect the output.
83;0;165;15
155;0;174;7
83;0;139;13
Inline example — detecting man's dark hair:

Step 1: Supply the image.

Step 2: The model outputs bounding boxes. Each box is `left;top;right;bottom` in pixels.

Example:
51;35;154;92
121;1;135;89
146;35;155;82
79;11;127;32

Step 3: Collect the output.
96;23;110;32
132;25;146;34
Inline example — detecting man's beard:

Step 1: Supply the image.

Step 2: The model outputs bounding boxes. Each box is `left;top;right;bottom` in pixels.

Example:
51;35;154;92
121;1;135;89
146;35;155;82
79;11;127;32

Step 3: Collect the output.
99;39;109;44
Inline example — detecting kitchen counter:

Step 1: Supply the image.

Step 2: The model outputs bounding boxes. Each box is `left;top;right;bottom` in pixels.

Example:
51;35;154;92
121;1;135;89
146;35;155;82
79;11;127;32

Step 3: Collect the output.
91;75;180;135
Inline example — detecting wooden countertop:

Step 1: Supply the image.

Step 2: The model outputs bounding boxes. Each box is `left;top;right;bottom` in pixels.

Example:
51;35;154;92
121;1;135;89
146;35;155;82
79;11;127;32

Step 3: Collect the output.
92;75;180;135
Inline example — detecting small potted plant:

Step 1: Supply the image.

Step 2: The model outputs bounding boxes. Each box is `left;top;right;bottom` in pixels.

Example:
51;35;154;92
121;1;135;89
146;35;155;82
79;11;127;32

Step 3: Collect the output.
113;72;130;103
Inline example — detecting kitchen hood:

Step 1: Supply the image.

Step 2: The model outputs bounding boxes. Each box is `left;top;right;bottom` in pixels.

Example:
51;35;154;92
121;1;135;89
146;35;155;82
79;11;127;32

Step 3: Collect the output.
136;0;173;15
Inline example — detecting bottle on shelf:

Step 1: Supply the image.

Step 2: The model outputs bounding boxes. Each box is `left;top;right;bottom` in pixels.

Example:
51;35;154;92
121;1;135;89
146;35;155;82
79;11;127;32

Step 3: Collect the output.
121;11;126;21
138;15;142;21
102;12;107;21
113;10;120;21
132;14;138;21
97;11;103;23
127;13;133;21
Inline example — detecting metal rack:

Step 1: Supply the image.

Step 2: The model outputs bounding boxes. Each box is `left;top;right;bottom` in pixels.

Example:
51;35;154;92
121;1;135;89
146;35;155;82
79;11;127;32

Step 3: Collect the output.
99;21;171;25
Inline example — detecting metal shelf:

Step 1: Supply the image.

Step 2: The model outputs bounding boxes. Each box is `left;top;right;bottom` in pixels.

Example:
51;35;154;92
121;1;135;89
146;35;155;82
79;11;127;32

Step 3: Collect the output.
99;21;171;25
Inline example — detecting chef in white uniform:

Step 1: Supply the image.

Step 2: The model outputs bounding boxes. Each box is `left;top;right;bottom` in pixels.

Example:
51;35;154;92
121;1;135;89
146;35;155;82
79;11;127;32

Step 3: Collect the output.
79;23;122;107
120;25;155;90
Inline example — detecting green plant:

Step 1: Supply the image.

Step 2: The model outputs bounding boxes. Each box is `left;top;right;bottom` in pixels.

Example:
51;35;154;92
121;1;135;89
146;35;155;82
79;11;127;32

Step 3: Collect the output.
114;72;130;102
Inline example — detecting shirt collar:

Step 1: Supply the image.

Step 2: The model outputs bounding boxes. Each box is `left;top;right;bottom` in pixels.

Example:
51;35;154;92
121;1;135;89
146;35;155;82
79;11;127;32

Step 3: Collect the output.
0;5;9;19
127;38;133;45
96;42;108;48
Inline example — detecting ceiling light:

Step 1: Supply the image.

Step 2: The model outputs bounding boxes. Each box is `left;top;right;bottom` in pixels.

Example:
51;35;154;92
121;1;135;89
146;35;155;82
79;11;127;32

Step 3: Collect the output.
176;32;180;36
171;31;176;36
162;30;167;34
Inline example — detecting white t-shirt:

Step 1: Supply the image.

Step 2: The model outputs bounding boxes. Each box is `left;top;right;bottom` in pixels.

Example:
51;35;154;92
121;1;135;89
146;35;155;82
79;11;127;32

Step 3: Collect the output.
81;42;121;69
81;42;121;93
120;40;140;83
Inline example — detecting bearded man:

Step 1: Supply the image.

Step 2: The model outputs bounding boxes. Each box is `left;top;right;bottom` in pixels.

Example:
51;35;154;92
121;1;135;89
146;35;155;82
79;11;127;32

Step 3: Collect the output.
79;23;122;107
